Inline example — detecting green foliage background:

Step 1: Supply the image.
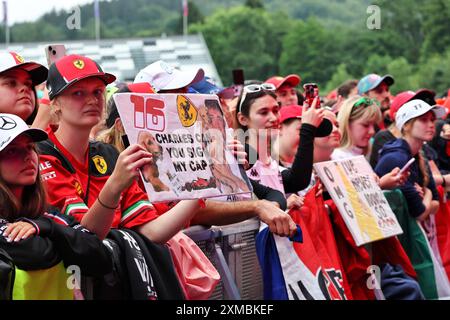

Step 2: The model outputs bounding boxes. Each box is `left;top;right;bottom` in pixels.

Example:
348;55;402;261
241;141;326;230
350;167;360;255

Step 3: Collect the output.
2;0;450;96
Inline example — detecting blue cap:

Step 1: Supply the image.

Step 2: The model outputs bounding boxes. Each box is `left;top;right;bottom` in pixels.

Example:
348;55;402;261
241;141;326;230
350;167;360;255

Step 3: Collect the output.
189;77;235;99
357;73;394;95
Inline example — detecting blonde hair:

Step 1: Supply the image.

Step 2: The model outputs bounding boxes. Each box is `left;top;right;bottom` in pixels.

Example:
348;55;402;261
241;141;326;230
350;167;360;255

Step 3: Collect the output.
337;95;382;152
96;125;125;152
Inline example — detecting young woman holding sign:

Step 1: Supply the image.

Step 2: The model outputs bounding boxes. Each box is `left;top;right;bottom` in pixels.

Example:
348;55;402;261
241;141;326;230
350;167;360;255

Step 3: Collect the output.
332;95;408;190
37;54;203;243
99;83;296;238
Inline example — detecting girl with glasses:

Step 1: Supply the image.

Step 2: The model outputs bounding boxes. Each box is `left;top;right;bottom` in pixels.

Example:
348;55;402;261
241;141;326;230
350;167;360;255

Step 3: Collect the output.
332;95;408;189
235;83;324;197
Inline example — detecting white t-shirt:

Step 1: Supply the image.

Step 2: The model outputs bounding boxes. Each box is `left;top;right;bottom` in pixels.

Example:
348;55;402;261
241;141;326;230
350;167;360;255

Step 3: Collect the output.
246;158;285;196
331;146;365;160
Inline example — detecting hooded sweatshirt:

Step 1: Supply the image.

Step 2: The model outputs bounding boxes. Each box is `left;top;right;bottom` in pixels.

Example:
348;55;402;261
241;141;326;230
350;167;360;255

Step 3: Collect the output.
374;138;439;218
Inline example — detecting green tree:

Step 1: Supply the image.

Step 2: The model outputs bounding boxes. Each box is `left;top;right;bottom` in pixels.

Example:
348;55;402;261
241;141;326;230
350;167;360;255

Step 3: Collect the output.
190;6;291;84
324;63;354;94
363;54;392;76
421;0;450;59
245;0;264;9
279;18;341;86
372;0;425;63
416;50;450;96
385;57;416;94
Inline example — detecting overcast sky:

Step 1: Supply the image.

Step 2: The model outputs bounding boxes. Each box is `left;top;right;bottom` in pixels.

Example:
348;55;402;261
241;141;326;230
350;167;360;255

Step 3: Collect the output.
4;0;103;25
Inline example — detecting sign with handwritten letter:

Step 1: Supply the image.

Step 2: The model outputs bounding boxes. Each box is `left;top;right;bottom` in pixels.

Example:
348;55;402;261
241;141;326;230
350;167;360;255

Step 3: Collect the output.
114;93;252;202
314;156;402;246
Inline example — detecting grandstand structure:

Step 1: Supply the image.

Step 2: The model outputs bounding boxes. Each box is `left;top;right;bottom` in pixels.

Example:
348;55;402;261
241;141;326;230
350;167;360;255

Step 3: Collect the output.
0;33;222;85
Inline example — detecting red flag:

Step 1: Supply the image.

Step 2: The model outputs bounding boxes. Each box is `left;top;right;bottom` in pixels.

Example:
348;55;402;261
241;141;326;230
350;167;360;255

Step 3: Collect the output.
182;0;188;17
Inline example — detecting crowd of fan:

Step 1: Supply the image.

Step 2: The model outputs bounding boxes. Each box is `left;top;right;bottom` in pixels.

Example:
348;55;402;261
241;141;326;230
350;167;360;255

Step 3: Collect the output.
2;48;450;300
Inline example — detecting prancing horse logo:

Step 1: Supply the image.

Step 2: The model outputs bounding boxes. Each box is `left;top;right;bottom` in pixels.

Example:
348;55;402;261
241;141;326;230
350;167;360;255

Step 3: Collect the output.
0;116;17;130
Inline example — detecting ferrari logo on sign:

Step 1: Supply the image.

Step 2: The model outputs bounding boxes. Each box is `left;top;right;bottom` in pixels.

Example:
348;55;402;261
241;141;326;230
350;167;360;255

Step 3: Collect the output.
92;155;107;174
73;59;85;69
176;95;198;127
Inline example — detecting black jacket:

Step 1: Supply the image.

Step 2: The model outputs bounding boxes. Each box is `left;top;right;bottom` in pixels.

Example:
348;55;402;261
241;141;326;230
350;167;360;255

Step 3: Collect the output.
100;229;184;300
0;209;112;277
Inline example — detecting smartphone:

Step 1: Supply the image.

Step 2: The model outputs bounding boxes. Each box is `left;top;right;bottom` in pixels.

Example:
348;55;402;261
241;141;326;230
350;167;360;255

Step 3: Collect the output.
303;83;320;108
45;44;67;67
121;134;130;149
398;158;415;176
232;69;245;97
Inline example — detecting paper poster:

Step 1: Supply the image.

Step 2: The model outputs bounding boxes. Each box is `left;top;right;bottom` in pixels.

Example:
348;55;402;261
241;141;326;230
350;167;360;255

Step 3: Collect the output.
314;156;403;246
114;93;252;202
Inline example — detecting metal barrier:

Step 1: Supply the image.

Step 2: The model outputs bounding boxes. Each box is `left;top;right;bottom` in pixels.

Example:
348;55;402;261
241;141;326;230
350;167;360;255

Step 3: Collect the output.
183;218;263;300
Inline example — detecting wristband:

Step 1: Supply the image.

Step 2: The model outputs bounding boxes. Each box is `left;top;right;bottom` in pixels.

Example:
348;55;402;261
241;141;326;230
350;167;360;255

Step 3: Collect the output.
39;98;51;106
98;196;118;210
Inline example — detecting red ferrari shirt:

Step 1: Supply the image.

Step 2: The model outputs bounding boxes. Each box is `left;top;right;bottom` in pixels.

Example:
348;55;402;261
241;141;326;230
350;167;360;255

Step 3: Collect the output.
39;129;158;229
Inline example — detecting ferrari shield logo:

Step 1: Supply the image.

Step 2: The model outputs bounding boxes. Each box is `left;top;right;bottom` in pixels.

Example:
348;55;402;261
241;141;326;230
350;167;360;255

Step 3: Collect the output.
92;155;107;174
177;95;198;127
73;59;85;69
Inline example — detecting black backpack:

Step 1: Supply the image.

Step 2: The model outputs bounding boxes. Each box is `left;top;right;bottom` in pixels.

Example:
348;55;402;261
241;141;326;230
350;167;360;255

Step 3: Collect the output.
0;248;15;300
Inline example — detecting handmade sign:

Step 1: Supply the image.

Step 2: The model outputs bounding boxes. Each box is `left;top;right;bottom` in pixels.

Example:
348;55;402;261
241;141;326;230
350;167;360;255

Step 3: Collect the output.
114;93;251;202
314;156;402;246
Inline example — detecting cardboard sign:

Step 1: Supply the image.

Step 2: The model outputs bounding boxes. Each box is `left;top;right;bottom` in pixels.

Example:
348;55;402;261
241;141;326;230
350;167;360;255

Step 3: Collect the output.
314;156;402;246
114;93;252;202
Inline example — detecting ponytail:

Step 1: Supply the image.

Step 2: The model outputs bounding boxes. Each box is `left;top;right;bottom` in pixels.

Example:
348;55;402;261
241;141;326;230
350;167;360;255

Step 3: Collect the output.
417;150;429;187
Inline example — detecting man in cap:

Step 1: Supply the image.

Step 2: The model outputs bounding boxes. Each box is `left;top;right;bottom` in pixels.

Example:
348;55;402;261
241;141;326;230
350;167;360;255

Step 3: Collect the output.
265;74;301;107
357;73;395;129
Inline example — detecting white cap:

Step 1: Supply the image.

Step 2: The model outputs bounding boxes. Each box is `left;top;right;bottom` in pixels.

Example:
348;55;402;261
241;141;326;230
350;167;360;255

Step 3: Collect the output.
396;99;446;130
133;60;204;92
0;113;47;152
0;51;48;85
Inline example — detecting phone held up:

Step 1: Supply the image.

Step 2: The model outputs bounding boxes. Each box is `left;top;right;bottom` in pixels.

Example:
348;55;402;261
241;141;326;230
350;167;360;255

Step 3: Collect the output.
45;44;67;67
303;83;320;108
232;69;245;98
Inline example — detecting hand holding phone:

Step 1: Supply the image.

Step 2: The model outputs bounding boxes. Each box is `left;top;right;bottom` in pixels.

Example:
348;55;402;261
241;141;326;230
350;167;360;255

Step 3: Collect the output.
45;44;67;67
397;158;415;177
303;83;320;108
232;69;245;98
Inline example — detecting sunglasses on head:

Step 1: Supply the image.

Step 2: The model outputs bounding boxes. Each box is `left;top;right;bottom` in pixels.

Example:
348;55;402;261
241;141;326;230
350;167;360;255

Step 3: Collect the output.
238;83;276;113
353;97;380;109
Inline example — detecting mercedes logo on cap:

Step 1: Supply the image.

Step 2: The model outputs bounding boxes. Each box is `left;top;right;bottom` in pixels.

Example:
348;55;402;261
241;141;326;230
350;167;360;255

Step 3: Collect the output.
0;116;17;130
